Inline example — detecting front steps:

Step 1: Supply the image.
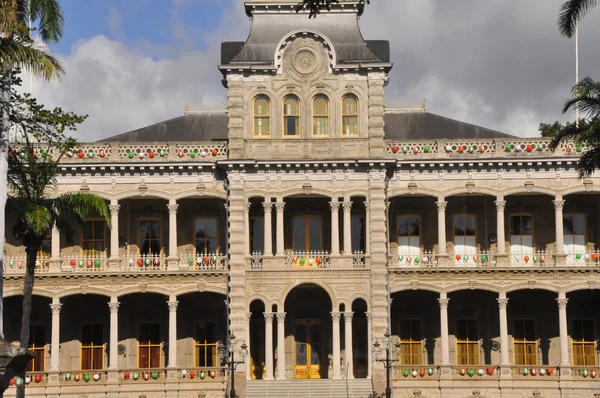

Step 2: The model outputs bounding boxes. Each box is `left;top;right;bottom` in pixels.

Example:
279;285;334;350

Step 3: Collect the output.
246;379;375;398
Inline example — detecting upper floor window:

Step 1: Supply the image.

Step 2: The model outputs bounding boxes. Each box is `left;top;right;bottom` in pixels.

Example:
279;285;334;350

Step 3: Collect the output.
293;216;322;252
351;215;365;253
341;94;359;136
195;322;218;367
572;319;596;366
510;215;533;256
513;319;537;365
564;214;585;257
253;95;271;137
456;319;479;365
81;324;104;370
398;319;423;365
397;216;420;256
454;214;476;264
283;95;300;136
27;325;45;372
195;218;218;255
312;95;329;136
139;219;161;255
83;220;106;255
139;323;161;368
250;217;264;254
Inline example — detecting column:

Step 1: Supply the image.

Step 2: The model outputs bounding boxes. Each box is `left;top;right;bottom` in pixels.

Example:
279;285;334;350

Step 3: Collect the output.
342;199;353;255
245;312;252;380
167;199;178;258
497;293;510;366
330;200;340;256
245;202;251;256
553;197;566;254
364;202;371;255
264;312;275;380
557;293;570;366
435;200;447;255
109;200;120;259
276;312;286;380
344;312;354;379
51;224;60;259
167;296;178;368
263;200;273;256
49;298;62;371
366;312;373;378
438;293;450;366
331;311;342;379
108;298;120;369
275;200;286;256
494;198;507;254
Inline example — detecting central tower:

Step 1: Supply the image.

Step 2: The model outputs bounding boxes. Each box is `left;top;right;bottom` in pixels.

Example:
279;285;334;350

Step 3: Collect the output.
220;0;392;159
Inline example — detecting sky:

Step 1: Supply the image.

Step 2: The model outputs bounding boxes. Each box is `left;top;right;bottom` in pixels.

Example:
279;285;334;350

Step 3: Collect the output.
22;0;600;141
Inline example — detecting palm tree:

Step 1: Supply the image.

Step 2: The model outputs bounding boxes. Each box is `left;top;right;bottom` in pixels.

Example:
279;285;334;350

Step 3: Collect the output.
550;77;600;177
558;0;597;37
7;136;110;398
0;0;64;340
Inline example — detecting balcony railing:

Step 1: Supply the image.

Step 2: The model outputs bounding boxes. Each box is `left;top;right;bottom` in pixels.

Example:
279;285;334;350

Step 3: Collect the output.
453;250;495;266
3;255;50;274
61;253;107;272
396;251;438;267
120;253;167;271
178;250;227;270
510;250;552;266
285;251;330;268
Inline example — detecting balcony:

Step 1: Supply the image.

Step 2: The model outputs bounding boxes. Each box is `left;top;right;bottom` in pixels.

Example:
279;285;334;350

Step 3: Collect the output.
249;250;369;270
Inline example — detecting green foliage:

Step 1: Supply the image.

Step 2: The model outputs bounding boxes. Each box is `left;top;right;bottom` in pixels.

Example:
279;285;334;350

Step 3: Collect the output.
298;0;370;18
538;121;579;137
549;77;600;177
558;0;597;38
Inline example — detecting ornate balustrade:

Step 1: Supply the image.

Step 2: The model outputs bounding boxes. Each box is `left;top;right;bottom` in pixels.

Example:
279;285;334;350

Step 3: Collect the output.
395;250;438;267
385;138;587;159
120;253;167;271
510;366;559;378
510;250;552;266
61;253;107;272
285;251;330;268
3;255;50;274
452;250;495;266
177;251;227;270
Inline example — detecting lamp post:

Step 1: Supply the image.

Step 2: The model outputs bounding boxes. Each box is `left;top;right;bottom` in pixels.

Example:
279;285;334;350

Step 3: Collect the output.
218;333;248;398
373;332;401;398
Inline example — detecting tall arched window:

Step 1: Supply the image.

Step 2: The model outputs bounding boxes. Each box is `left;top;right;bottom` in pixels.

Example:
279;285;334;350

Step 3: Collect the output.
312;94;329;136
253;95;271;137
341;94;359;135
283;95;300;136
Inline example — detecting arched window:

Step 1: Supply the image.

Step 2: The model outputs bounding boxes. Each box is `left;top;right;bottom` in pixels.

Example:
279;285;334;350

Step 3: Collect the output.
253;95;271;137
342;94;359;135
283;95;300;136
312;94;329;136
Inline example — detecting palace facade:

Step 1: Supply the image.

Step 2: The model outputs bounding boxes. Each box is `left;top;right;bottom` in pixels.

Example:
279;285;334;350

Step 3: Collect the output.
3;1;600;397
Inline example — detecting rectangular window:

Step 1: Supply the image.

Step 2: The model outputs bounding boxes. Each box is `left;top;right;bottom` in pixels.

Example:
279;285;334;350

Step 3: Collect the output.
293;217;322;252
513;319;537;365
27;326;45;372
399;319;423;365
454;214;476;264
195;322;218;367
83;220;106;255
81;324;104;370
195;218;218;254
510;215;533;263
139;323;161;368
572;319;596;366
139;219;161;255
564;214;586;261
397;216;420;256
351;215;365;253
456;319;479;365
250;217;264;254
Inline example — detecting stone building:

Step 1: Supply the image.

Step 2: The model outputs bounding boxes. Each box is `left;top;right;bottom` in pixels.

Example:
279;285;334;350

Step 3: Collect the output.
3;1;600;397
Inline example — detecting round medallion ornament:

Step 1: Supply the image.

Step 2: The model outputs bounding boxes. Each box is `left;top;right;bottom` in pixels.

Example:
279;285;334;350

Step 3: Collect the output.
292;49;318;76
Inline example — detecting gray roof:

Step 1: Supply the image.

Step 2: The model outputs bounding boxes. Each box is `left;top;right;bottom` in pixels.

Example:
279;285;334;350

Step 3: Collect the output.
99;112;514;143
383;112;515;140
222;13;389;65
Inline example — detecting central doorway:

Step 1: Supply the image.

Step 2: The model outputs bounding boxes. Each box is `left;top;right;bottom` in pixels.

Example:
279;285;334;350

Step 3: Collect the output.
294;319;322;379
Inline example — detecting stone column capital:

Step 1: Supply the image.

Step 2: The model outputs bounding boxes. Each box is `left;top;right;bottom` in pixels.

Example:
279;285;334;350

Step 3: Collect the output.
276;312;286;323
167;301;179;312
245;202;251;213
344;311;354;321
109;204;121;216
435;201;447;212
274;202;286;213
108;302;120;313
365;312;373;321
494;200;506;211
245;312;252;321
331;311;343;322
262;202;274;212
496;298;509;309
167;203;179;215
556;298;569;309
329;201;340;212
553;200;566;211
50;303;63;314
341;201;353;212
437;298;450;309
264;312;275;323
363;201;370;211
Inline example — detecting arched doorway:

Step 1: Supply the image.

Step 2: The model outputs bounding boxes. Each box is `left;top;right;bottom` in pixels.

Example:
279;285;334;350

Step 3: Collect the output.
284;284;332;379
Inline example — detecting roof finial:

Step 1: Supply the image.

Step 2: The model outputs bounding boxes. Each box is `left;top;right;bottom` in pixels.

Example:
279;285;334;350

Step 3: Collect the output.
421;98;426;111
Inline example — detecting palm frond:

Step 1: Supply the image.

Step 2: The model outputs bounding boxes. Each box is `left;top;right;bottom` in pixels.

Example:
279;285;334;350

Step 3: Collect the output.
0;37;63;80
576;146;600;177
23;203;52;236
562;77;600;118
558;0;598;38
28;0;64;43
52;193;111;229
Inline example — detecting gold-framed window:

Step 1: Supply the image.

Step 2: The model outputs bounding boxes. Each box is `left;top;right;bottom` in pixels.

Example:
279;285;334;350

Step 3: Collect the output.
456;319;479;365
293;216;323;252
253;95;271;137
572;319;596;366
510;214;534;254
312;94;329;136
81;324;104;370
513;319;537;365
399;319;423;365
341;94;359;135
397;215;421;255
139;219;161;255
195;322;218;367
139;323;161;368
283;95;300;136
27;325;45;372
82;220;106;255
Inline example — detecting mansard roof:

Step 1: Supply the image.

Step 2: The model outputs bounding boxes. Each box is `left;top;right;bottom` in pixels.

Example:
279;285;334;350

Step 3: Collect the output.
98;111;514;143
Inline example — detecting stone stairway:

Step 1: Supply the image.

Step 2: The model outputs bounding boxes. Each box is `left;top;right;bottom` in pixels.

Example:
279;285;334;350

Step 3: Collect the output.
246;379;375;398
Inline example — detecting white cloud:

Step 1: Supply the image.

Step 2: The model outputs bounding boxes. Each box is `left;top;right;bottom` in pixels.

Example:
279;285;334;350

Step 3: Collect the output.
23;0;600;140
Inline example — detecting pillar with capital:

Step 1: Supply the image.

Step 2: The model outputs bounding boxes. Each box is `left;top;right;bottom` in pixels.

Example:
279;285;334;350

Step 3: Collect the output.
553;197;566;265
438;293;450;368
342;199;353;255
167;296;178;369
331;311;342;379
49;298;62;372
263;200;274;256
244;202;251;256
344;311;354;379
557;293;570;367
108;298;120;370
275;200;286;256
264;312;275;380
330;200;340;256
495;198;508;266
48;224;61;271
167;199;179;268
108;201;121;270
276;312;286;379
364;202;371;255
366;312;373;378
497;293;510;370
435;199;448;265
